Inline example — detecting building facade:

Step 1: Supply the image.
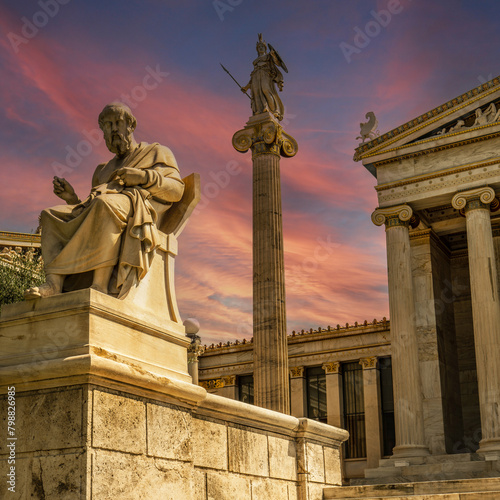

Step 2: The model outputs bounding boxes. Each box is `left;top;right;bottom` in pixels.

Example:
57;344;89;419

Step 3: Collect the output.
198;319;392;481
200;76;500;488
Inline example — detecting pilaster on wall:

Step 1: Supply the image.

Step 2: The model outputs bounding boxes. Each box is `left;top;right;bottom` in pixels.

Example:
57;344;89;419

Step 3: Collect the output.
323;362;343;429
409;228;463;454
290;366;307;418
359;357;383;468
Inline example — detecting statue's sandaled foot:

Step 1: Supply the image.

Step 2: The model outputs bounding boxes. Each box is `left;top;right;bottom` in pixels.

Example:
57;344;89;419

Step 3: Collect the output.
24;281;61;300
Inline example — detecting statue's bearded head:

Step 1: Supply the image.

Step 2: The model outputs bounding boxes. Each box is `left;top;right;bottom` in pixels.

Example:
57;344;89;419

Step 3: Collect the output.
98;102;137;157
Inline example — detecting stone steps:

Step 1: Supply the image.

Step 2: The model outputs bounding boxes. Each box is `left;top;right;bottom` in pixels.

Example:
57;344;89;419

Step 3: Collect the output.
323;477;500;499
350;453;500;485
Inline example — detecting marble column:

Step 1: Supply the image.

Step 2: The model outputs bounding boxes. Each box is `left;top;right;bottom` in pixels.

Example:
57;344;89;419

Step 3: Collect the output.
233;112;298;414
290;366;307;417
323;362;343;428
452;186;500;456
372;205;429;457
360;357;383;468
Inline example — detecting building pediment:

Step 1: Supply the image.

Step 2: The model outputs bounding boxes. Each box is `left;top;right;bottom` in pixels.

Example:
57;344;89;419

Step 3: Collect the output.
355;76;500;173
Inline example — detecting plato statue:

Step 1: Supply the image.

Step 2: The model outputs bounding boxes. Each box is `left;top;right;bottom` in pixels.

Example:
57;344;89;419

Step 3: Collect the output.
241;33;288;121
25;102;184;299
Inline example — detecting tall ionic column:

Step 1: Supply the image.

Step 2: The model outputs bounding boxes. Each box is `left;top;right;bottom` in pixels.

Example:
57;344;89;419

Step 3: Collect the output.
233;112;298;413
452;186;500;456
372;205;429;458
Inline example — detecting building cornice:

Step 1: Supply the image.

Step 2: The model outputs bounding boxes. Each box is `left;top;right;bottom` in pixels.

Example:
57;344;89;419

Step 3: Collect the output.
354;77;500;160
375;157;500;193
371;129;500;167
202;318;390;354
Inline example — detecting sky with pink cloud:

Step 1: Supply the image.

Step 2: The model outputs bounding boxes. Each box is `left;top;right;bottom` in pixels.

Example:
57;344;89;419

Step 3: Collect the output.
1;0;499;343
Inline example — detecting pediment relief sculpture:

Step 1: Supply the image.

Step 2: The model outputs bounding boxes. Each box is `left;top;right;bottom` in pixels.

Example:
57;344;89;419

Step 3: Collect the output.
433;101;500;138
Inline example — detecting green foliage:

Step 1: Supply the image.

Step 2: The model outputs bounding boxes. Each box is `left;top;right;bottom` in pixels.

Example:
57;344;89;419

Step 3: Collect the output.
0;250;45;307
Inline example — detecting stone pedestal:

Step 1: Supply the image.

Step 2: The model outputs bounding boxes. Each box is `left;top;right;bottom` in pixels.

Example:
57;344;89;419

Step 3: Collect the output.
452;186;500;457
0;288;191;386
233;112;298;414
372;205;429;458
0;292;347;499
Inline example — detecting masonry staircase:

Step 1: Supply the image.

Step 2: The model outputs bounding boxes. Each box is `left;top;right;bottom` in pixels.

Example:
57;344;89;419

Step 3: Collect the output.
324;453;500;499
323;477;500;499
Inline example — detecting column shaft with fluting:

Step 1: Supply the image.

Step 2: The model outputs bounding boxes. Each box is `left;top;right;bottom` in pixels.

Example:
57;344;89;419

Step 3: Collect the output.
252;143;289;413
452;187;500;455
372;205;429;458
233;113;298;414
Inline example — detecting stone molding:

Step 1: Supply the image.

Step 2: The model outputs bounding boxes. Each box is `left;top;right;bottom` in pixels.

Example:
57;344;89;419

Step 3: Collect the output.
451;186;496;213
322;362;341;374
375;158;500;192
371;130;500;167
290;366;304;378
376;162;500;208
371;204;413;228
359;357;377;370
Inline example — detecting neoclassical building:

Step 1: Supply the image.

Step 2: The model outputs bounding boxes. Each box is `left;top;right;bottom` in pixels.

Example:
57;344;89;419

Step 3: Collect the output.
198;320;392;481
199;76;500;491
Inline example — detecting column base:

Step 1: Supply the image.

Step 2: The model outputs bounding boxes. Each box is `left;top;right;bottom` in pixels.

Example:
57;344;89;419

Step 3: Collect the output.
478;438;500;459
392;444;430;458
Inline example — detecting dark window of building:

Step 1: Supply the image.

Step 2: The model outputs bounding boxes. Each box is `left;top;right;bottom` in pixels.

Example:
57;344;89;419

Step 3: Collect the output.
379;357;396;456
238;375;254;404
306;366;327;423
342;361;366;458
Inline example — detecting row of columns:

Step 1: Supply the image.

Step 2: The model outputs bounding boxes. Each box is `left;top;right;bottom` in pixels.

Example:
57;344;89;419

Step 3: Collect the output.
372;185;500;458
290;357;383;468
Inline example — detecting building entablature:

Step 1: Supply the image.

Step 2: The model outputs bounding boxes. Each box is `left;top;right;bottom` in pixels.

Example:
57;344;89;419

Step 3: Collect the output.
198;319;391;381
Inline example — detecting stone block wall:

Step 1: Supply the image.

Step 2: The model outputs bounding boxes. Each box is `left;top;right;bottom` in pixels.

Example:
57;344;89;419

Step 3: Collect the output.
0;382;347;499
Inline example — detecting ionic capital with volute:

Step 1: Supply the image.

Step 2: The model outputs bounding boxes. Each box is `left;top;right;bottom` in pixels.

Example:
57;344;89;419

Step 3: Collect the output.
451;186;498;214
232;112;298;159
371;204;419;229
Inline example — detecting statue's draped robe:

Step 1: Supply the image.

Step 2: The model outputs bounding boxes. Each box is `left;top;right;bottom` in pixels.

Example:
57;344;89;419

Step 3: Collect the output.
249;53;284;120
41;142;184;297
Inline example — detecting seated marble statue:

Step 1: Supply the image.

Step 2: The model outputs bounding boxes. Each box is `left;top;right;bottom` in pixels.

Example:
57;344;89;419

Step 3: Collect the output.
25;102;184;300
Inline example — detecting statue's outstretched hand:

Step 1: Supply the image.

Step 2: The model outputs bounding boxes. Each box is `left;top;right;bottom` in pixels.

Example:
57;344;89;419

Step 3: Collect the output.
53;176;80;205
115;167;148;187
